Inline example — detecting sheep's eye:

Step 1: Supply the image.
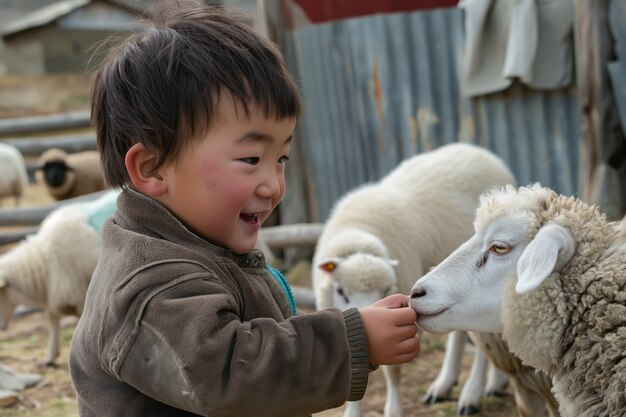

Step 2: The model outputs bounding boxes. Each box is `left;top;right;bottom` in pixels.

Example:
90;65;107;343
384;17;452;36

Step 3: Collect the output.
490;242;510;255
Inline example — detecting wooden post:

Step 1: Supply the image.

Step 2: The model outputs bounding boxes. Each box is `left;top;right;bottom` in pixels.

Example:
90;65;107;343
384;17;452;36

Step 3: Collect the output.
573;0;626;220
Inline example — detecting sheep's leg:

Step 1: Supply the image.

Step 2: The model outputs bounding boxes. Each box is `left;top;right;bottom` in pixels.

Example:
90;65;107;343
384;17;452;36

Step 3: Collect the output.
342;400;363;417
485;363;508;396
509;378;549;417
456;347;488;415
382;364;402;417
541;388;560;417
44;311;60;367
423;330;467;403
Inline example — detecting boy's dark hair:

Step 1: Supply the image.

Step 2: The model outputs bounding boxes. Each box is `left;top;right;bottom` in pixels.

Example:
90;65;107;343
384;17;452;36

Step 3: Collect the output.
92;0;302;188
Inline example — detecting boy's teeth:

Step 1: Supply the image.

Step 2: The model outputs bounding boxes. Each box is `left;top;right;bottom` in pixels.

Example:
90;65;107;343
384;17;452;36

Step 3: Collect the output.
242;212;260;222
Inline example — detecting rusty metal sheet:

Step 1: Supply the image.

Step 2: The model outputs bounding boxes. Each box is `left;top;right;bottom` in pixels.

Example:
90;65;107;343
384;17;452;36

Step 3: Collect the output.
279;6;581;222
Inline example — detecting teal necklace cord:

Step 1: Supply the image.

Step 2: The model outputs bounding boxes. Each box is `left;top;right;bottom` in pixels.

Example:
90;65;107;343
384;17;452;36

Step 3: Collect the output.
266;265;297;315
267;265;309;417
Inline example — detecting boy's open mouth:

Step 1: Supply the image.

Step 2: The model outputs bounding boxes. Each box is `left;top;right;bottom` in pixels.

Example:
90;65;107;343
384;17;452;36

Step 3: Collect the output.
240;212;260;224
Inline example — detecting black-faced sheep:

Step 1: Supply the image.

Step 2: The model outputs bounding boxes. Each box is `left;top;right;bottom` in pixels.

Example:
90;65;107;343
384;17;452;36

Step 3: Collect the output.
312;142;518;417
0;143;28;207
0;189;119;366
35;148;106;201
411;184;626;417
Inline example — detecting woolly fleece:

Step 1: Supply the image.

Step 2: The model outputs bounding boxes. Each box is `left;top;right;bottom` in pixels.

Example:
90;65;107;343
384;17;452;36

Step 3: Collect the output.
479;185;626;417
313;142;516;309
0;143;28;206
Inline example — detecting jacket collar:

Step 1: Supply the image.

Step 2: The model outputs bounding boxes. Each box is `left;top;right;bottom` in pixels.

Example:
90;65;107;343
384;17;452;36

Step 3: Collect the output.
116;188;266;269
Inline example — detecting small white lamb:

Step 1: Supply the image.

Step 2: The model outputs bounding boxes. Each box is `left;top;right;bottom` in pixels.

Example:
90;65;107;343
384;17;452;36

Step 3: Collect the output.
312;142;516;417
411;184;626;417
0;143;28;207
0;189;119;366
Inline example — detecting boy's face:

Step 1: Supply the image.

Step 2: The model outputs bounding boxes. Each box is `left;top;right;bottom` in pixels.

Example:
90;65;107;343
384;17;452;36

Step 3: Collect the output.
156;97;296;254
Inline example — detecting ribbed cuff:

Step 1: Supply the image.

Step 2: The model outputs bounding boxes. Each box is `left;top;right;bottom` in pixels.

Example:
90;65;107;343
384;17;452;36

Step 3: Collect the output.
342;308;370;401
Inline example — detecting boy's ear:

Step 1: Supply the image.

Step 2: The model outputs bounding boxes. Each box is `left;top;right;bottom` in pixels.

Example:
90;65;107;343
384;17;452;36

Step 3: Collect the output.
125;143;167;197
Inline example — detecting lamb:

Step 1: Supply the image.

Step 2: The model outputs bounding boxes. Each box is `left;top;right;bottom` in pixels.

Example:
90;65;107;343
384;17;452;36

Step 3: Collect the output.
0;189;119;366
0;143;29;207
35;148;106;201
312;142;517;417
411;183;626;417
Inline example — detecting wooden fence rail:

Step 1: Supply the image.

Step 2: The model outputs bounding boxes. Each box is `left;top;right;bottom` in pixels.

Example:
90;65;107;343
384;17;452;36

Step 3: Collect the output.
0;135;96;156
0;192;325;249
0;111;91;136
0;190;109;227
0;221;323;247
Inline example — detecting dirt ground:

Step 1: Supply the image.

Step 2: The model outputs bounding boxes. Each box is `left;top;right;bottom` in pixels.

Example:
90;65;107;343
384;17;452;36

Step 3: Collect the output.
0;307;519;417
0;75;519;417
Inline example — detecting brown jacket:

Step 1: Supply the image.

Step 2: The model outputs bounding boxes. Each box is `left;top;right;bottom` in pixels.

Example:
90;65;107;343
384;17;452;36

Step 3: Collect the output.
69;189;370;417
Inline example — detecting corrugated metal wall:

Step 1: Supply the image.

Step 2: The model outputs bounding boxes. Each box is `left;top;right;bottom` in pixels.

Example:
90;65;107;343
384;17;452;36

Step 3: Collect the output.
608;0;626;135
279;6;580;223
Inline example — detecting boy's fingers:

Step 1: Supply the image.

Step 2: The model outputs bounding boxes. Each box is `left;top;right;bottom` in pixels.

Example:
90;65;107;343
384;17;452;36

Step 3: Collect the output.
378;294;410;308
390;307;417;325
386;346;421;365
397;322;419;339
394;338;421;359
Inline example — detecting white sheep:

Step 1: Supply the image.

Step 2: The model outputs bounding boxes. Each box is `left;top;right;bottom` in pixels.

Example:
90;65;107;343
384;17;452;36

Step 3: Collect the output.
411;184;626;417
35;148;106;201
312;142;516;417
0;143;28;207
0;189;119;366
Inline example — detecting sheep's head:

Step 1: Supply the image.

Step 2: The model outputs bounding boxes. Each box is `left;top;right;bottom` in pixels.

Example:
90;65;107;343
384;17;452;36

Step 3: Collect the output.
35;149;77;197
0;275;16;330
318;253;398;309
40;161;73;187
315;229;398;309
410;184;575;334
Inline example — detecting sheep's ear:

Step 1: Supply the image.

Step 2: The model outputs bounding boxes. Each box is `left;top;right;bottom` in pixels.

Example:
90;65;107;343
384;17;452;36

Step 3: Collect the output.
516;224;575;294
388;259;399;267
318;258;342;273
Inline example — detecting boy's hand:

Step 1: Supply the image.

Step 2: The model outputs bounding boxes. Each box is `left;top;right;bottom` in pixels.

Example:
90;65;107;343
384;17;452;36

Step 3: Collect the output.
360;294;420;365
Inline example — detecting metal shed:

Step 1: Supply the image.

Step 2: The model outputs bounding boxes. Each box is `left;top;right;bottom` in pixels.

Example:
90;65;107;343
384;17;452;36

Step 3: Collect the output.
1;0;145;74
263;0;625;228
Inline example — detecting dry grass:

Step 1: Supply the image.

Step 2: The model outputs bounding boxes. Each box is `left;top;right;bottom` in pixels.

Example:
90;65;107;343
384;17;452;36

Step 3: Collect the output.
0;314;78;417
0;74;92;119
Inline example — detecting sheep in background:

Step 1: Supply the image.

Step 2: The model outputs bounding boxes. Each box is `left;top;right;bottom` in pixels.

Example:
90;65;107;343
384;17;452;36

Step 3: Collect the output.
312;143;516;417
411;184;626;417
0;143;28;207
35;148;106;201
0;189;119;366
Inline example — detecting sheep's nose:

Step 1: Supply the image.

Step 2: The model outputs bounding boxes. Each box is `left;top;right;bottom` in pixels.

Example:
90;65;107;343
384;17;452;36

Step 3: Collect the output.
411;287;426;299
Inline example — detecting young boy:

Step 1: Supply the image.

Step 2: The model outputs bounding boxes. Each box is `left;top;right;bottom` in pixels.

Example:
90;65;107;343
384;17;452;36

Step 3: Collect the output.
69;2;420;416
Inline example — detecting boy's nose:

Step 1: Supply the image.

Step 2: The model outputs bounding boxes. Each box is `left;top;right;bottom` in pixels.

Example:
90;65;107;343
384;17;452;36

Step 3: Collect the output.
257;172;283;198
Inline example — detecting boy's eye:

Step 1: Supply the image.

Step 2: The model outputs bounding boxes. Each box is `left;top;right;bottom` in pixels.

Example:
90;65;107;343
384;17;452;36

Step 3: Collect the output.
240;157;259;165
278;155;290;164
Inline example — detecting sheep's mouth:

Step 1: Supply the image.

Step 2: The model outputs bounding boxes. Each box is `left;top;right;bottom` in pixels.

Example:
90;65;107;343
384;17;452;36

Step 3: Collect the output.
240;212;261;224
416;307;449;321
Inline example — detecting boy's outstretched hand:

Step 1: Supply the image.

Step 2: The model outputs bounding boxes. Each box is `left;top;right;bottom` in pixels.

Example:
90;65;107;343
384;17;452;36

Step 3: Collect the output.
359;294;420;365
